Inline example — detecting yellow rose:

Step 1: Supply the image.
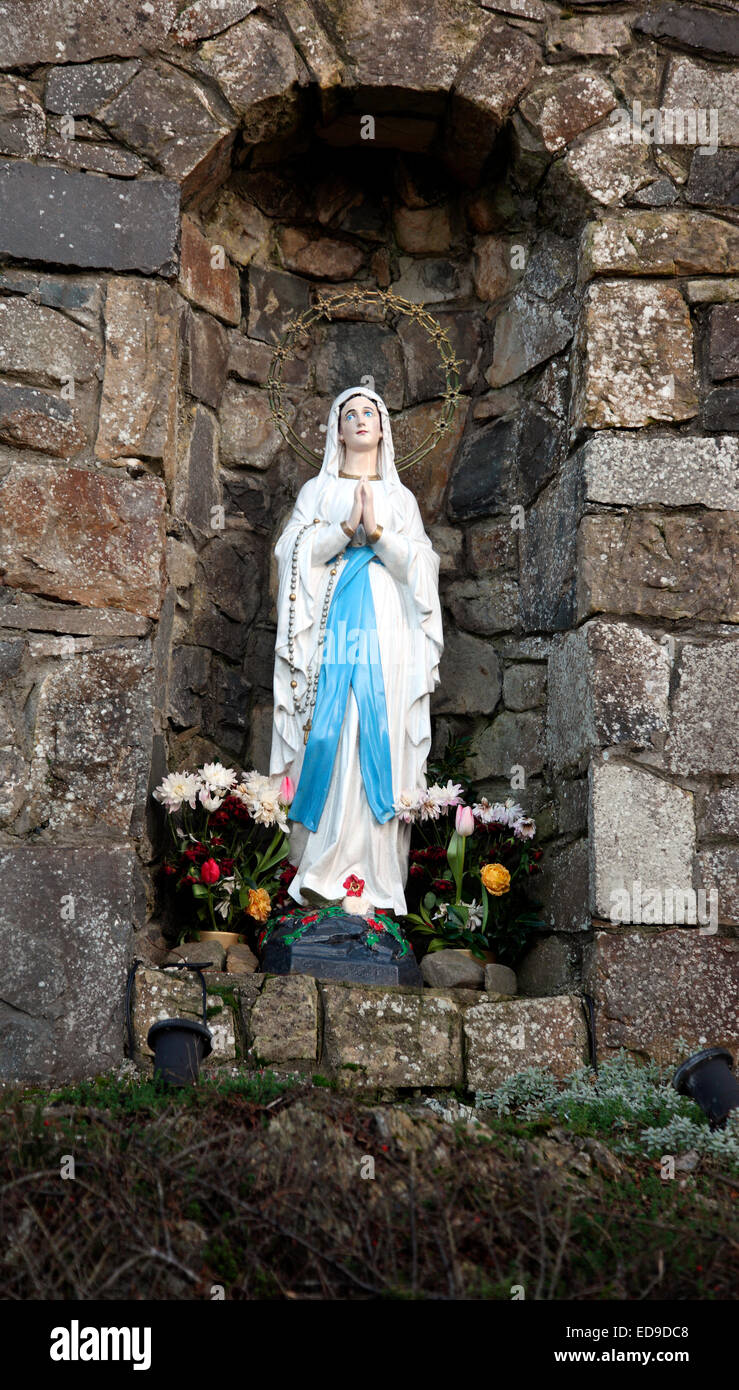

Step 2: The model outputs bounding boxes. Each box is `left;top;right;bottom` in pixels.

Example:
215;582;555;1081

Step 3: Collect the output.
247;887;271;922
481;862;511;896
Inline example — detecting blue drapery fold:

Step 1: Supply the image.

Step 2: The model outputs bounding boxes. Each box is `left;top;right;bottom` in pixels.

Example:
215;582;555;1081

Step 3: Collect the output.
289;545;395;833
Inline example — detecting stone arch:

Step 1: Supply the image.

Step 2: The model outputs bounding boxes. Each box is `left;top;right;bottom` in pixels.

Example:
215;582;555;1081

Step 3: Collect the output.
0;0;737;1083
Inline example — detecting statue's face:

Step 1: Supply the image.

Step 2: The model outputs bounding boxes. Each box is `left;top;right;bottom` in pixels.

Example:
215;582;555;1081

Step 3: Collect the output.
338;396;382;452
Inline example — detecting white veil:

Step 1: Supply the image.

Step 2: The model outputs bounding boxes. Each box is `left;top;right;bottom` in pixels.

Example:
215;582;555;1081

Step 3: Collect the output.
312;385;403;506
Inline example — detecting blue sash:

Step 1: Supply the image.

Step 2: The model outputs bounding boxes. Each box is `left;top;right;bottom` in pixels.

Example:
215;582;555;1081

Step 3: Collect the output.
289;545;395;833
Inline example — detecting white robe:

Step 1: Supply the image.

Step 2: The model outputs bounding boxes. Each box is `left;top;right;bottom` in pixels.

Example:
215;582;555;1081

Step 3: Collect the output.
269;473;443;913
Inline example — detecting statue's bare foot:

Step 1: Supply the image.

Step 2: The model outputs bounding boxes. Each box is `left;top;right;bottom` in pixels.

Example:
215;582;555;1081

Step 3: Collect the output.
341;892;374;916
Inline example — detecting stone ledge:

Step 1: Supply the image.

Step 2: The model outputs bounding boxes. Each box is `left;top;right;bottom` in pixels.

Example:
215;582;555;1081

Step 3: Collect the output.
130;968;589;1091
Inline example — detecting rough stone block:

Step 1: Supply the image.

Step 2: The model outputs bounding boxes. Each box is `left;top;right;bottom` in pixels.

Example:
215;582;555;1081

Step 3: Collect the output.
428;524;463;577
0;293;101;385
708;303;739;381
703;387;739;432
201;187;270;268
665;640;739;776
94;64;236;201
2;3;177;64
503;662;546;711
197;11;304;144
179;214;241;326
696;845;739;927
578;511;738;624
517;935;581;997
466;709;545;781
132;967;236;1064
247;264;311;343
521;433;738;630
546;620;671;774
0;845;141;1084
635;4;739;59
570;279;698;430
185;307;230;409
467;517;518;573
0;159;179;275
220;379;288;470
535;836;591;933
583;930;739;1065
0;383;87;457
465;994;588;1088
320;982;464;1088
697;784;739;839
589;761;696;923
661;57;739;148
315;321;404;409
25;646;155;836
420;950;485;989
576;432;738;511
446;575;520;635
546;73;617;150
486;275;577;387
433;630;502;717
96;277;180;463
44;58;142;114
484;963;517;995
249;975;319;1064
445;21;539;181
173;404;220;533
686;148;739;208
0;464;166;619
580;212;739;279
320;0;492;95
561;122;653;206
520;452;584;631
0;75;45;158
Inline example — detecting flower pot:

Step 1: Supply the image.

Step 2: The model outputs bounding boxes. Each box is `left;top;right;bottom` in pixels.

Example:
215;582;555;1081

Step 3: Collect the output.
457;947;496;966
147;1019;213;1088
190;929;243;948
673;1046;739;1130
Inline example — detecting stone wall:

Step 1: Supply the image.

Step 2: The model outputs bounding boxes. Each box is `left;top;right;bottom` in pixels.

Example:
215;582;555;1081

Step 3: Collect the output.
0;0;737;1082
131;965;590;1092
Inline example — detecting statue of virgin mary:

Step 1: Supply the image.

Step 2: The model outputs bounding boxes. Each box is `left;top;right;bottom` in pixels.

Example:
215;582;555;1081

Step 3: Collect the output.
269;385;443;916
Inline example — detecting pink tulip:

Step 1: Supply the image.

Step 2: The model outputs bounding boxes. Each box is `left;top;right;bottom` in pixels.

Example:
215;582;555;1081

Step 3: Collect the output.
455;805;474;837
279;775;295;805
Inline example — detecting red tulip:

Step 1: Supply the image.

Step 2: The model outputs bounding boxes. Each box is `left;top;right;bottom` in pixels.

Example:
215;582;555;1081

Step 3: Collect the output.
200;858;220;885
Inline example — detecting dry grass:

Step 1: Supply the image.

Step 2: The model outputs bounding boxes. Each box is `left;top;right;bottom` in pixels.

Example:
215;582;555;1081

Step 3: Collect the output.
1;1075;736;1300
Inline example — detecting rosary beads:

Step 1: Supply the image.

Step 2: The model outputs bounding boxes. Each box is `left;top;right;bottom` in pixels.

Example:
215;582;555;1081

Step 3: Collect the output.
286;520;345;743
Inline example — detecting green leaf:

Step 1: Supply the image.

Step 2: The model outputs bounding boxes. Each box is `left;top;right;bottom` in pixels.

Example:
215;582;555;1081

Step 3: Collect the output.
446;829;465;900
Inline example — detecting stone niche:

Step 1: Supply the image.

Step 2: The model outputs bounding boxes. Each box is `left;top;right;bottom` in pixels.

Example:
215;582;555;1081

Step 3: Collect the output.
0;0;737;1082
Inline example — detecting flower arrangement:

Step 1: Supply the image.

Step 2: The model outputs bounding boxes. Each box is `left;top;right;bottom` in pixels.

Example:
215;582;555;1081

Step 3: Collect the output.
398;780;544;966
153;762;293;942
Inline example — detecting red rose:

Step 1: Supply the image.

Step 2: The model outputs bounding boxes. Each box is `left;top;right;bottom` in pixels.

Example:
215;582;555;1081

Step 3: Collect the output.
200;858;220;885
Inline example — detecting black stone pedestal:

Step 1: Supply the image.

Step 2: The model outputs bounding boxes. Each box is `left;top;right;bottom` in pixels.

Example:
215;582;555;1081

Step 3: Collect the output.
259;906;423;986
